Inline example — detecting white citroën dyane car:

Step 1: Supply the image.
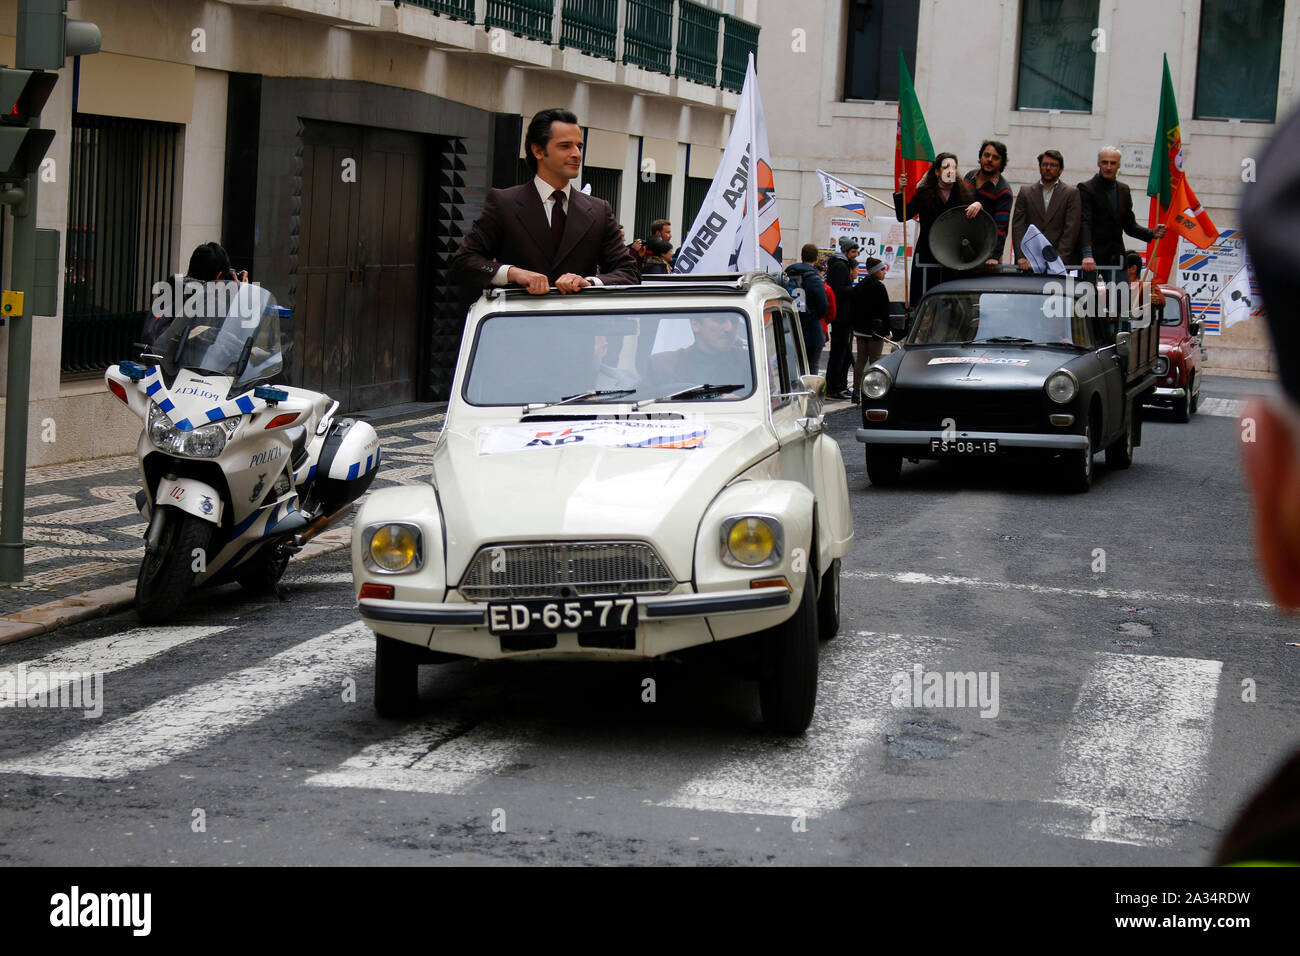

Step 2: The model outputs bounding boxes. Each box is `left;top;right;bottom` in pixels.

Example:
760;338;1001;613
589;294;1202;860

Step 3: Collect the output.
351;272;853;733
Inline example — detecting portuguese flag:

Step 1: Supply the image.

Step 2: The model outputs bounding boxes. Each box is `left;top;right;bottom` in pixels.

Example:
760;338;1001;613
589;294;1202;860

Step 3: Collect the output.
895;48;934;207
1146;55;1218;283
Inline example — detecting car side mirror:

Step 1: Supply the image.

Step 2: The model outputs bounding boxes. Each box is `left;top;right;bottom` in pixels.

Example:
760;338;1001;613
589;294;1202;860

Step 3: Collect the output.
1115;330;1131;361
1189;320;1201;336
798;373;825;417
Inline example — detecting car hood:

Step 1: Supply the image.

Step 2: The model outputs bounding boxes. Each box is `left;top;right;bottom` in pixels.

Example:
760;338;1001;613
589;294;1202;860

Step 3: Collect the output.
896;346;1079;388
432;418;777;582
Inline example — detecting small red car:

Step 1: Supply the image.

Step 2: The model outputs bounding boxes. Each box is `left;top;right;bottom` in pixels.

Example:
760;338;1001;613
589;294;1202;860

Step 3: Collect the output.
1146;284;1202;422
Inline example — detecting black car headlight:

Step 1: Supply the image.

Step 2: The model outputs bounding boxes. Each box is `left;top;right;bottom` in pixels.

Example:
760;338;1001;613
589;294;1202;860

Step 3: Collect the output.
1045;369;1078;404
1155;355;1170;376
862;366;893;400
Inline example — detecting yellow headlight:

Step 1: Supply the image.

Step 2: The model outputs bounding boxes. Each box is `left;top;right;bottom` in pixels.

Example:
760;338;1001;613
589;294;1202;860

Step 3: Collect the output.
728;518;776;565
368;524;418;572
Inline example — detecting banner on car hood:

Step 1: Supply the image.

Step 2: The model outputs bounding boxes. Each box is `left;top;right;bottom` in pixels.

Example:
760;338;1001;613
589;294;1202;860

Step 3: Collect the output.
478;421;709;454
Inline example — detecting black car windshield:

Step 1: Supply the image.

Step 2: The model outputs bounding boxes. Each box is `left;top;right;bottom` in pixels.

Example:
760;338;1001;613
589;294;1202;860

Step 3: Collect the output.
463;309;755;406
907;291;1095;348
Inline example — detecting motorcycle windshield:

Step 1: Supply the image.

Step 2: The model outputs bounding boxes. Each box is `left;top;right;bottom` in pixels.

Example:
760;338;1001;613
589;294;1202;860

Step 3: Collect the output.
152;281;288;389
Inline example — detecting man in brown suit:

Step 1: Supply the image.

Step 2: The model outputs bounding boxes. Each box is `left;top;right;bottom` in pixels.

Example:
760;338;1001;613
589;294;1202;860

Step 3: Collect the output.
450;108;640;294
1011;149;1082;269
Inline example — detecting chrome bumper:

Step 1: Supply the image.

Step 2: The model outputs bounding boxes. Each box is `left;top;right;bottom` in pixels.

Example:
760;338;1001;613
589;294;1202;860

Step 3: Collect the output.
855;427;1088;450
358;587;791;626
1151;387;1186;400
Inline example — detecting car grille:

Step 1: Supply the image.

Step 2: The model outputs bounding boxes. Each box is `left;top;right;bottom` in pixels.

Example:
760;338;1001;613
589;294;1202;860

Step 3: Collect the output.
890;388;1045;432
459;542;676;600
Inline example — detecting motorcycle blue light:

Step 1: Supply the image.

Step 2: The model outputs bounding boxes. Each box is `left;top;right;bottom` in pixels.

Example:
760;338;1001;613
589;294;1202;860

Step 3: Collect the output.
119;361;147;381
254;386;289;404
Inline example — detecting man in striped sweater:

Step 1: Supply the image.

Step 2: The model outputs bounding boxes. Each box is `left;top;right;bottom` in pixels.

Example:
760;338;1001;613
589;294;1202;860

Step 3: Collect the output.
963;140;1013;269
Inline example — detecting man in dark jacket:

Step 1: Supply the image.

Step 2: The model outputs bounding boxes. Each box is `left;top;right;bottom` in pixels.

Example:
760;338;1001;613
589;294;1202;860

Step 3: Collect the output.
787;243;829;374
824;237;858;398
1078;146;1166;282
850;256;891;404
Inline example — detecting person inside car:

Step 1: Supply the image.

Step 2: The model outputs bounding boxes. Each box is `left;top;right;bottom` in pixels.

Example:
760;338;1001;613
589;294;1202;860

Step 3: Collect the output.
649;314;749;386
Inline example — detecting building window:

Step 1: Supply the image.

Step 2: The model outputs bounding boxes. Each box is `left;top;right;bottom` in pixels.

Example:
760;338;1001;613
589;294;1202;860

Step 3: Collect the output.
62;114;179;375
682;176;712;236
1194;0;1283;121
582;165;622;218
843;0;920;101
634;172;672;242
1016;0;1099;112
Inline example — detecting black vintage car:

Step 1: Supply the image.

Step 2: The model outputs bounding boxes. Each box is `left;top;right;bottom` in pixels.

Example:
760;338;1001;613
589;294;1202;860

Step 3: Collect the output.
855;274;1159;492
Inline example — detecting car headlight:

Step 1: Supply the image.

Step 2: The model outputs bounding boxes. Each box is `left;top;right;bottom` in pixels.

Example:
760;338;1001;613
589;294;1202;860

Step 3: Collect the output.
1154;356;1170;376
862;366;893;400
147;402;229;458
1045;369;1078;404
363;523;423;574
720;516;783;568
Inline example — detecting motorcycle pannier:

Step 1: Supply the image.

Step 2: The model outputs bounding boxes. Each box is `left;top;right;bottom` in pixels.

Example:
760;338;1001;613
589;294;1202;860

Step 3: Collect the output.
315;418;381;510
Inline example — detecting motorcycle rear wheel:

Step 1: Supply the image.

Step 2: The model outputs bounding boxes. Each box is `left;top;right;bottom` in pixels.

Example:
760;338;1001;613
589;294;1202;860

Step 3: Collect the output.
236;545;292;594
135;510;214;624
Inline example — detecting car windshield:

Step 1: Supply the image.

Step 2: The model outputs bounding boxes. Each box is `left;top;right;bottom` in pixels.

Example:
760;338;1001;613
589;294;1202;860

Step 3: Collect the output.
463;309;755;406
906;291;1095;348
1160;293;1183;326
151;281;288;388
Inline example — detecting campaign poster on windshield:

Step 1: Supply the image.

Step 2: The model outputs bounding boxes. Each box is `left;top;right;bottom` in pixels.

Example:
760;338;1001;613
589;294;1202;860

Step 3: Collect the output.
479;421;709;454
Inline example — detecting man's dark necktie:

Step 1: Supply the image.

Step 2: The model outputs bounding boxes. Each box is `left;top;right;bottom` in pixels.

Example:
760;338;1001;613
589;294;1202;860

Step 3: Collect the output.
550;189;566;251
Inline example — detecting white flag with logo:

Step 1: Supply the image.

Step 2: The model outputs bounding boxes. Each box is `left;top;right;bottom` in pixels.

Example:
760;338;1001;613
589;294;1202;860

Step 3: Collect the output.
816;170;869;216
675;54;781;275
1221;256;1263;330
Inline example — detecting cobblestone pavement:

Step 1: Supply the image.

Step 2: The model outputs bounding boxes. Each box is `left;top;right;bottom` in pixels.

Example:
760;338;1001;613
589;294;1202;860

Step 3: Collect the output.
0;409;445;618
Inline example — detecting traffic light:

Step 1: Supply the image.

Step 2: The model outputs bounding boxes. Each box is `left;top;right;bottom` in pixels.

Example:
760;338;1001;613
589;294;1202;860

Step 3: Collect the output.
0;69;56;184
16;0;101;70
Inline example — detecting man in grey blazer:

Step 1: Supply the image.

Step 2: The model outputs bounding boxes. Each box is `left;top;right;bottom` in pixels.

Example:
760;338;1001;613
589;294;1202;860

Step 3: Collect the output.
1011;149;1082;270
450;108;640;294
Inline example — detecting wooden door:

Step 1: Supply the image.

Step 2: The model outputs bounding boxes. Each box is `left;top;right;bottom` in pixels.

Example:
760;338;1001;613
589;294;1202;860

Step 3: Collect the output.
297;121;425;409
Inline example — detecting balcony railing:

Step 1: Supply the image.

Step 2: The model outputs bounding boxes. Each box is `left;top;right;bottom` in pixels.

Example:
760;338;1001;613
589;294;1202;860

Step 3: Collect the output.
623;0;672;74
560;0;618;60
485;0;554;42
403;0;475;22
720;14;759;91
675;0;720;86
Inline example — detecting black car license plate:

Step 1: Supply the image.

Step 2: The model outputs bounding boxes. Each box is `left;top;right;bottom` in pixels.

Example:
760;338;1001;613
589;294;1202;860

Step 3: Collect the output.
929;438;999;455
487;597;638;635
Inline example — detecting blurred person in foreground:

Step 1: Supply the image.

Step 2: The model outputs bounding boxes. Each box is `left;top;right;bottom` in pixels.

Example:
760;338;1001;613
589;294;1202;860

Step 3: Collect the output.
1215;104;1300;866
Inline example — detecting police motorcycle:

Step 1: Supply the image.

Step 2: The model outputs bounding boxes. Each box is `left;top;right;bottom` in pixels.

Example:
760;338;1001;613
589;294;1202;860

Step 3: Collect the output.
105;280;381;622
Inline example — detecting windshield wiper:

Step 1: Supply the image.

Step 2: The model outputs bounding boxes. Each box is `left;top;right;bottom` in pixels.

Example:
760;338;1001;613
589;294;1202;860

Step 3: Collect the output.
523;389;635;413
977;336;1035;344
634;383;743;409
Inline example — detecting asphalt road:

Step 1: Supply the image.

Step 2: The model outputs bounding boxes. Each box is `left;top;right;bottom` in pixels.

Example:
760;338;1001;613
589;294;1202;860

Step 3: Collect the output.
1;376;1296;866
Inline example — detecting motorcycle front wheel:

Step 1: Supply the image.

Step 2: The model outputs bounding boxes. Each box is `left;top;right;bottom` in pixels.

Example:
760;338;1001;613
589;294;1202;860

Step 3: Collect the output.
135;509;215;623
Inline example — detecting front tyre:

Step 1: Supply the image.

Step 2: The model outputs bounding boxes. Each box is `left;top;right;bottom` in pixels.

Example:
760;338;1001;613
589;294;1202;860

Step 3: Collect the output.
865;446;903;486
1104;403;1135;470
817;557;841;641
374;634;422;717
1059;419;1094;493
759;575;819;734
134;509;214;624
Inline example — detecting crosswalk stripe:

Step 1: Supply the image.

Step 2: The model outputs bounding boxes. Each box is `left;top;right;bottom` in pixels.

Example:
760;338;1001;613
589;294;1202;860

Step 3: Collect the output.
1197;397;1246;418
657;630;942;817
0;625;231;707
0;622;372;780
1038;652;1222;847
306;719;535;795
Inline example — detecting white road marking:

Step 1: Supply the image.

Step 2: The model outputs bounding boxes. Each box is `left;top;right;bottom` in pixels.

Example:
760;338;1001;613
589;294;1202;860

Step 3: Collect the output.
1197;397;1246;418
657;631;940;817
0;625;230;706
843;570;1272;611
306;719;535;795
0;622;372;779
1040;652;1222;847
286;571;353;586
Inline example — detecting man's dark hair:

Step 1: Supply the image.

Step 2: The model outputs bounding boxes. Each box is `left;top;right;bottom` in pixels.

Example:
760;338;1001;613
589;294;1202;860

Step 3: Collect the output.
979;139;1008;172
1124;250;1144;274
186;241;231;281
524;108;580;174
800;242;819;263
650;219;670;237
1037;149;1064;169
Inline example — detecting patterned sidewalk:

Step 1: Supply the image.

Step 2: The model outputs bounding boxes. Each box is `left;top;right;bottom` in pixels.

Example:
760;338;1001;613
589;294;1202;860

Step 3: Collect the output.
0;409;445;619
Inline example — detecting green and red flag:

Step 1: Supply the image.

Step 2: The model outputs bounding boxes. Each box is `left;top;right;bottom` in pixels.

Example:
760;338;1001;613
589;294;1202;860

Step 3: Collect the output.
1146;54;1218;282
895;48;934;207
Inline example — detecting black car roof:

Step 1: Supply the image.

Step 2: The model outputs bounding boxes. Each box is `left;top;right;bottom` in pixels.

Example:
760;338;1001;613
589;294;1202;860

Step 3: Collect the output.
924;274;1089;297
